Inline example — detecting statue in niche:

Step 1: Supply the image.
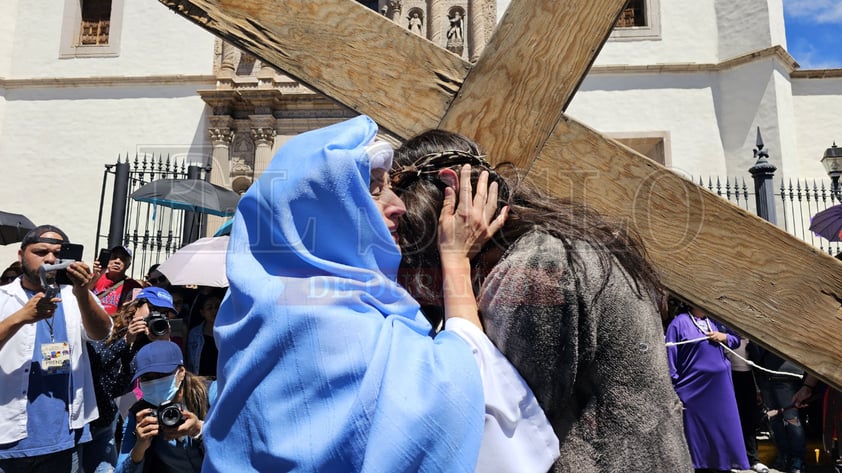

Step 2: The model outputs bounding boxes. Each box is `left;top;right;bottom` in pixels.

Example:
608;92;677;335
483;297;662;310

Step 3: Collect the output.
220;40;238;74
230;133;255;178
446;10;464;54
408;11;423;35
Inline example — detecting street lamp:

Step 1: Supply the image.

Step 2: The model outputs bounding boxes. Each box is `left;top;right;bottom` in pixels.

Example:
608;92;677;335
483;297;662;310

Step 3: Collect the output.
821;142;842;199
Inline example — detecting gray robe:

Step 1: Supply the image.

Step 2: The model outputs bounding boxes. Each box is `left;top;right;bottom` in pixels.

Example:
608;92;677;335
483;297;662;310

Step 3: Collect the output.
478;231;693;472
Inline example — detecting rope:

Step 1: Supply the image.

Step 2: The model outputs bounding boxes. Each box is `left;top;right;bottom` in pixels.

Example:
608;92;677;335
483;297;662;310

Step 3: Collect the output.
665;336;802;379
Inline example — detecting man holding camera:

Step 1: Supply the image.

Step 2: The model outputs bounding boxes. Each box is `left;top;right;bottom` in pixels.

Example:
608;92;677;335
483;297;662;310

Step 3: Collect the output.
92;245;142;315
0;225;111;472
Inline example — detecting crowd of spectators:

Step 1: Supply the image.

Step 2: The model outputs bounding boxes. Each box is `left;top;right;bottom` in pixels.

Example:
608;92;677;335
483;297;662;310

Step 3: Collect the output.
0;229;222;473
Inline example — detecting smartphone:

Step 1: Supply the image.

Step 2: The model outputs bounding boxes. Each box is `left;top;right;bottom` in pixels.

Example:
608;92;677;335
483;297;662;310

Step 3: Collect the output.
55;243;84;285
97;248;112;271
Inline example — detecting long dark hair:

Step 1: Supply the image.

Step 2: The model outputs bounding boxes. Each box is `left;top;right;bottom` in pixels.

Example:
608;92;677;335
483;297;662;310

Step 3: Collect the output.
392;129;663;324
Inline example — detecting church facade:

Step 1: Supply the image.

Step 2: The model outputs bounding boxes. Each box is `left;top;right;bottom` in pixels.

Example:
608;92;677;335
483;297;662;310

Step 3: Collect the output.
0;0;840;266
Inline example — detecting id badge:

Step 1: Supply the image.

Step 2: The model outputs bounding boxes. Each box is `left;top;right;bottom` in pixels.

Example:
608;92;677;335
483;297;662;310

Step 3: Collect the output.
40;342;71;375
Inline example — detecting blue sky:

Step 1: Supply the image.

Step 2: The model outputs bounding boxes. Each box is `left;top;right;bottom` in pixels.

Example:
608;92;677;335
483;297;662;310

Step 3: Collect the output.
783;0;842;69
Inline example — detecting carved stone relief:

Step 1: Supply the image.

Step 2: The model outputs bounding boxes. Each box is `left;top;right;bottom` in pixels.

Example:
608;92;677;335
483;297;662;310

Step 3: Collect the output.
230;132;255;177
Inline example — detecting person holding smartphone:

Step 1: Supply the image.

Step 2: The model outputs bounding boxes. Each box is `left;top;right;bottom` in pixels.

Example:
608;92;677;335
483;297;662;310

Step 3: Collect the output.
92;245;142;315
0;225;111;472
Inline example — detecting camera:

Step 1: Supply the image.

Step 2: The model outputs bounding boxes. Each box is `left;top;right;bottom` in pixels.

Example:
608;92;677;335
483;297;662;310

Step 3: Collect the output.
151;400;185;428
144;310;170;337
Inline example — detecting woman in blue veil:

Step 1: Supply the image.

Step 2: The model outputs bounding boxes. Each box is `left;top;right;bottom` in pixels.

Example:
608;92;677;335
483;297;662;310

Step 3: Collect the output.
202;115;529;472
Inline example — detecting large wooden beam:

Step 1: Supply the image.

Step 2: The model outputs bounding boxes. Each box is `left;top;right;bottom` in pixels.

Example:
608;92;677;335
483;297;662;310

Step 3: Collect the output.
439;0;627;169
159;0;468;138
158;0;842;388
531;117;842;387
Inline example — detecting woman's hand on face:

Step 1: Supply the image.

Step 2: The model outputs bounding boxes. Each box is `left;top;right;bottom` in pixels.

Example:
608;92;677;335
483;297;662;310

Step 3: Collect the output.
437;164;508;263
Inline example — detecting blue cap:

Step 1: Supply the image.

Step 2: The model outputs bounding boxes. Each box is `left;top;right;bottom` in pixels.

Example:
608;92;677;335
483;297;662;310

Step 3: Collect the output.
132;341;183;382
134;286;176;312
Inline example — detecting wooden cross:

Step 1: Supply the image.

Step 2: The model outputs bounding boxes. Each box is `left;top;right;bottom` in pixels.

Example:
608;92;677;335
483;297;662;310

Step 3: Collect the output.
160;0;842;388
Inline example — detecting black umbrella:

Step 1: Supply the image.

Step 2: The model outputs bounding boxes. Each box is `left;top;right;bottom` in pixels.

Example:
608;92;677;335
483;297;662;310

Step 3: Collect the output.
0;211;36;245
809;204;842;241
131;179;240;217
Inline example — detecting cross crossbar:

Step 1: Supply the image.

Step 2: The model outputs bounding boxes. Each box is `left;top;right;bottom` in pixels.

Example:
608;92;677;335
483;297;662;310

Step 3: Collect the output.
159;0;842;389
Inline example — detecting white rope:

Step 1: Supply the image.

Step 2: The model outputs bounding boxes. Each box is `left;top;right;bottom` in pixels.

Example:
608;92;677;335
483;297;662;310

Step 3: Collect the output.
665;336;802;379
664;336;708;347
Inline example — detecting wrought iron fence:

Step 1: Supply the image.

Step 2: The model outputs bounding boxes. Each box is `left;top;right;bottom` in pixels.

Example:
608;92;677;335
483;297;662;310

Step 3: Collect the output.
95;153;212;279
693;175;842;256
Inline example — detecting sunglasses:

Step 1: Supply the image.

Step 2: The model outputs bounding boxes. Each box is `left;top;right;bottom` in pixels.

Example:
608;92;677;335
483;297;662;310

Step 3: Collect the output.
147;276;167;285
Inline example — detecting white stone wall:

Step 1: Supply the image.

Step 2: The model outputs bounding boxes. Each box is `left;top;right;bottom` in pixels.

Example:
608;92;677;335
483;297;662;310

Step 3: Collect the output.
792;77;842;179
0;83;210;266
8;0;214;79
600;1;718;65
569;72;728;177
0;1;216;266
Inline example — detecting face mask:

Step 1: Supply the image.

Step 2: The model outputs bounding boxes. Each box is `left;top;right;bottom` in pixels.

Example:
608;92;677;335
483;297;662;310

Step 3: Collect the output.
139;373;179;406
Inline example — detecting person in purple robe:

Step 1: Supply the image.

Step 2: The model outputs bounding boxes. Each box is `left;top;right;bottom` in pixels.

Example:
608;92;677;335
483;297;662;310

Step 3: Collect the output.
666;305;749;472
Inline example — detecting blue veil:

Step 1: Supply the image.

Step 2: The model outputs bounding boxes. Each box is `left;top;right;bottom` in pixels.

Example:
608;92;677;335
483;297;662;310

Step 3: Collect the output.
202;116;484;472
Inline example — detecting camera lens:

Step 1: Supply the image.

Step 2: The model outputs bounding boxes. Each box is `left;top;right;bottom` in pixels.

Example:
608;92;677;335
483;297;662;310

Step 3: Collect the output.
148;317;170;336
157;402;185;427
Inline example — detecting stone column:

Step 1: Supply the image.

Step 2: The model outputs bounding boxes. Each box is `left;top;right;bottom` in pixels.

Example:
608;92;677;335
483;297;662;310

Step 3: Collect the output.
468;0;486;62
207;121;234;236
251;121;277;177
429;0;445;46
208;119;234;184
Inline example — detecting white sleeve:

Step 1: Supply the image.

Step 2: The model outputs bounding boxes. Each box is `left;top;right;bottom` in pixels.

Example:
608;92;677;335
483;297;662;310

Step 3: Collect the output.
445;317;559;473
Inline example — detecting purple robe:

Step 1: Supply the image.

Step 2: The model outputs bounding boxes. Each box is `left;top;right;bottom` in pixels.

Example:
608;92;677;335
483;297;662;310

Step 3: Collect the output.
665;313;749;471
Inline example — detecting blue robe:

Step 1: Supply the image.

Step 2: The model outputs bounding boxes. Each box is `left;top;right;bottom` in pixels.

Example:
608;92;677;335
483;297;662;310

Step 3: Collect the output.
666;313;748;471
202;115;484;472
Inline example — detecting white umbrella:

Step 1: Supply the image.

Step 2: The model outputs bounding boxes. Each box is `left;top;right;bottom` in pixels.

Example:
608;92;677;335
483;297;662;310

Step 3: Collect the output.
157;236;229;287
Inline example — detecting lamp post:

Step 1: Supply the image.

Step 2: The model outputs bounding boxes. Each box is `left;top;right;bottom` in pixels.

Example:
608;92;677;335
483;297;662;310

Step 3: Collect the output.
821;142;842;200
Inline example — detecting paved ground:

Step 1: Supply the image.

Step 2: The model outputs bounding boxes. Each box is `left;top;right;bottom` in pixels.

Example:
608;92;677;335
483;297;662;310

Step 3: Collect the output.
729;433;839;473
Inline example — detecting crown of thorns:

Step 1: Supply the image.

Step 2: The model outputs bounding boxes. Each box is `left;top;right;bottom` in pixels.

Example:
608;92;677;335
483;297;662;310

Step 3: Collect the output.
391;150;493;187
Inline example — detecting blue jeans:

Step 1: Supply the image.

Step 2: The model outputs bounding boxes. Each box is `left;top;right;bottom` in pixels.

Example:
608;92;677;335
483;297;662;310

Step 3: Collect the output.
0;447;78;473
77;418;117;473
760;377;807;467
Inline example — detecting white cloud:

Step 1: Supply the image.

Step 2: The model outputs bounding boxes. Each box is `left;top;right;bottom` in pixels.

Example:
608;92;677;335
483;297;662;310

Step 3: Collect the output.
784;0;842;23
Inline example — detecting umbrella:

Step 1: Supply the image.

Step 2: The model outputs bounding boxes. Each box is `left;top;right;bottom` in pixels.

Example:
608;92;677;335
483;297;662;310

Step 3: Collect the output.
213;218;233;237
0;211;36;245
131;179;240;217
809;204;842;241
157;236;229;287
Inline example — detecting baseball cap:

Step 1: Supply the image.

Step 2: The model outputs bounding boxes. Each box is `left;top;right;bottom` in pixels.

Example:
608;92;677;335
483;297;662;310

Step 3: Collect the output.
109;245;133;259
132;341;184;382
134;286;176;312
20;225;68;248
